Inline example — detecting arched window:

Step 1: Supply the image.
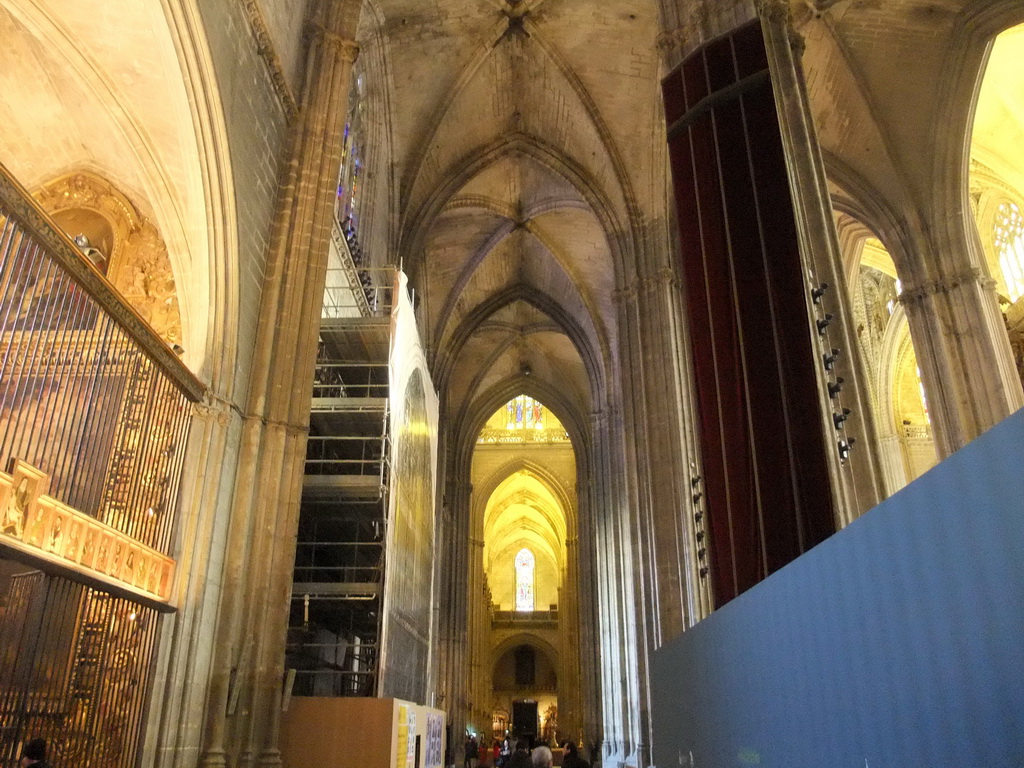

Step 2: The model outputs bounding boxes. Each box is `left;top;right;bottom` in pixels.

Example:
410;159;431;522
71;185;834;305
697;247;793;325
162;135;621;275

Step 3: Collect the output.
505;395;544;430
994;200;1024;302
337;71;365;233
514;548;535;611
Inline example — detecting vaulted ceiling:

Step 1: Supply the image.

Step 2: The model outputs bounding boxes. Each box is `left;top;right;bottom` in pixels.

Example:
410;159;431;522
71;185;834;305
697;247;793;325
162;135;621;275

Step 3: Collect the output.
359;0;668;434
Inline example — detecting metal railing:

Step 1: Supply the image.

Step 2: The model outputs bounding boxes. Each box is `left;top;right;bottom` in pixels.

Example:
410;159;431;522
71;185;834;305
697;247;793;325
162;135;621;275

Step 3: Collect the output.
312;362;389;400
322;256;396;320
305;435;389;478
0;565;161;768
902;423;932;440
0;163;203;554
477;427;571;445
289;668;377;698
330;219;396;318
491;609;559;623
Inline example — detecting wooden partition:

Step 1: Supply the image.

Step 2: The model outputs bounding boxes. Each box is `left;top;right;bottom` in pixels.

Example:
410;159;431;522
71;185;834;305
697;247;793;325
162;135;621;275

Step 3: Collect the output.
281;698;447;768
652;408;1024;767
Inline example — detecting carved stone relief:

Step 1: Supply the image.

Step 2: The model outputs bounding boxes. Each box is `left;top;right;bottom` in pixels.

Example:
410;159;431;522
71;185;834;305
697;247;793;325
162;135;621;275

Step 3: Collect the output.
35;172;183;348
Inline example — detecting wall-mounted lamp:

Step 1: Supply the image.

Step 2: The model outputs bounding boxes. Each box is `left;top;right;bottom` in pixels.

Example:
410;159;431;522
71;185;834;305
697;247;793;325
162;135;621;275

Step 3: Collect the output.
823;348;840;371
816;314;833;335
838;437;857;462
828;377;845;399
811;283;829;304
832;408;852;429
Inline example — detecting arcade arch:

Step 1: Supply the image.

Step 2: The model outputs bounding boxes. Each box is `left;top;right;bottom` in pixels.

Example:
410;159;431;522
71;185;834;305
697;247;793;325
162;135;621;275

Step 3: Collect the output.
466;395;584;744
969;22;1024;387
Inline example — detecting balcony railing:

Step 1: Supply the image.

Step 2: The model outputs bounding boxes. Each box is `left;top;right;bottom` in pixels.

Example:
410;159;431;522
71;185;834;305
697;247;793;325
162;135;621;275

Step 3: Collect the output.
491;609;559;624
324;226;396;319
0;162;203;555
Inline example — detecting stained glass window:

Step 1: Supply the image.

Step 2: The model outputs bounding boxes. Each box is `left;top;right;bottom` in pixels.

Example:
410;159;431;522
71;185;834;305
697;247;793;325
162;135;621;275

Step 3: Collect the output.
337;72;366;232
514;548;535;611
505;395;544;430
994;201;1024;302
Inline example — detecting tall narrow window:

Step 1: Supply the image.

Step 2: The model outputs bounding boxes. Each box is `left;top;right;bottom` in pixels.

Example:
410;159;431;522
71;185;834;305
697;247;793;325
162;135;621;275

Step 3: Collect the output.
514;548;535;611
337;72;365;232
994;201;1024;302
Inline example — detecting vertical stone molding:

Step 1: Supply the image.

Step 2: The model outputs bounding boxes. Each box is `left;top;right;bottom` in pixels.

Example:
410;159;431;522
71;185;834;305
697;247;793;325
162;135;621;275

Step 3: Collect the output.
758;3;885;524
591;404;645;768
146;397;239;768
612;255;705;766
198;3;361;768
435;476;473;757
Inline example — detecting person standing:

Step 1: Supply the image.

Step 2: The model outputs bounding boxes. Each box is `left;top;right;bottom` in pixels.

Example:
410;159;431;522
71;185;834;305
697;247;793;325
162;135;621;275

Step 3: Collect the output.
506;739;532;768
562;742;589;768
20;739;50;768
531;746;553;768
465;735;478;768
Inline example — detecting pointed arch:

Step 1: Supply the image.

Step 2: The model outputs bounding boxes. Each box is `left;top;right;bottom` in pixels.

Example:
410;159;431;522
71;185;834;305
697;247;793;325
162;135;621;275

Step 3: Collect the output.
473;456;576;531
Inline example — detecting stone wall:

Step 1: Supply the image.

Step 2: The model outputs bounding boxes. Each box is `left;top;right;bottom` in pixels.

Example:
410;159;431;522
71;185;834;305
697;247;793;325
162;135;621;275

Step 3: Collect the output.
195;0;296;404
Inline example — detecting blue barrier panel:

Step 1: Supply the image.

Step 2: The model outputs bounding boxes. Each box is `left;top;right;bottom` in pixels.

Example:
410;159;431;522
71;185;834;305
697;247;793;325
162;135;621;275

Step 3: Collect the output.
652;408;1024;768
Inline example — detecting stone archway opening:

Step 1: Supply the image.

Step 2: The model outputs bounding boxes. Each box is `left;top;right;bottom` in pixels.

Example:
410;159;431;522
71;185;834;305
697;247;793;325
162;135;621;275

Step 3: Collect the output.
466;394;583;748
844;234;937;492
969;23;1024;387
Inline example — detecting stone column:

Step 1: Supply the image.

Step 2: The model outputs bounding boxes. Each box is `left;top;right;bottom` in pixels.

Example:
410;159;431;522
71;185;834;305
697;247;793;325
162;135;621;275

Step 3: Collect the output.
758;0;885;524
467;529;486;733
560;533;582;742
572;462;602;758
877;433;910;496
899;266;1024;458
145;397;239;768
612;258;704;768
436;475;473;755
591;403;644;768
198;3;361;768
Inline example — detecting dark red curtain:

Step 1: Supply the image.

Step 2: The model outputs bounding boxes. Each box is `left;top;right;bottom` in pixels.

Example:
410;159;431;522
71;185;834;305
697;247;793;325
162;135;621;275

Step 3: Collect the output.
663;20;835;606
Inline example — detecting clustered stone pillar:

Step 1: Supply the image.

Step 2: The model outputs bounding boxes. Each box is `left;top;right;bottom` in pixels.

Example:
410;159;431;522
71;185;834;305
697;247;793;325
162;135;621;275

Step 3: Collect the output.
590;402;646;768
900;263;1024;459
757;0;886;523
610;250;709;768
558;531;583;742
198;3;360;767
147;397;240;768
466;529;488;734
572;446;603;758
436;474;473;759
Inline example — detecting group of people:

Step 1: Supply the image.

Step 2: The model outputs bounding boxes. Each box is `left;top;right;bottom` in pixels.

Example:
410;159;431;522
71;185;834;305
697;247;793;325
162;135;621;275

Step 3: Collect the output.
464;735;591;768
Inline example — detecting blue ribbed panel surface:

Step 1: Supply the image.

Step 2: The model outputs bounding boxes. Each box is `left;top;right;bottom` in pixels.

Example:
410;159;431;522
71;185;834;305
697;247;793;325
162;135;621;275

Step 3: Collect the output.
652;408;1024;768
